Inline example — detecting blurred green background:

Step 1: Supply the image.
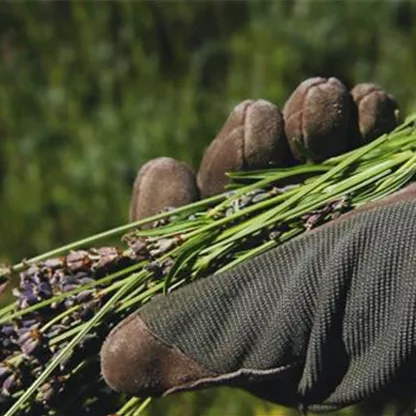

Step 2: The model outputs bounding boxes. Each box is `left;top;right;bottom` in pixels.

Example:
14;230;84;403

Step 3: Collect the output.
0;1;416;415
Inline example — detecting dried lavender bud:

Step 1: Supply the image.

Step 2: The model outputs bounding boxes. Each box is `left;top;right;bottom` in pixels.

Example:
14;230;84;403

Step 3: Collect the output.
237;189;262;207
14;288;38;308
0;365;11;385
1;325;15;338
33;281;53;299
145;260;167;279
16;326;45;358
22;319;42;331
74;289;94;304
42;257;65;270
36;377;64;405
351;83;399;143
269;230;281;240
162;258;175;275
62;283;79;293
21;265;40;280
124;236;150;261
90;247;122;272
129;157;199;223
224;207;234;217
304;212;325;230
329;196;353;218
283;77;352;162
66;250;91;272
301;203;333;230
150;206;177;228
45;324;68;339
2;373;20;397
149;237;182;257
21;338;41;356
300;198;354;231
77;305;95;322
251;191;271;204
198;99;294;198
214;188;271;219
61;316;72;327
78;276;95;286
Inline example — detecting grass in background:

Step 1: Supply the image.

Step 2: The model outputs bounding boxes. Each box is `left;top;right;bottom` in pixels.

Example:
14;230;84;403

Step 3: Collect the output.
1;1;416;262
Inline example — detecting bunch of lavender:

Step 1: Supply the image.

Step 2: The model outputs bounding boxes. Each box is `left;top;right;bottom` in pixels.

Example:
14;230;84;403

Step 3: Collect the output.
0;114;416;416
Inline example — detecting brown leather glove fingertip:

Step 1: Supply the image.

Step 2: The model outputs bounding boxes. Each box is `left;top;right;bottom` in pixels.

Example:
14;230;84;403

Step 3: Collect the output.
351;83;399;144
244;99;294;169
129;157;199;223
283;77;351;162
100;313;217;397
198;99;293;198
197;126;246;199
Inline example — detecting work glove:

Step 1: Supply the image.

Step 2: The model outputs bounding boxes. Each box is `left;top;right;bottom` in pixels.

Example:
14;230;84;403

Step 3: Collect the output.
101;78;412;414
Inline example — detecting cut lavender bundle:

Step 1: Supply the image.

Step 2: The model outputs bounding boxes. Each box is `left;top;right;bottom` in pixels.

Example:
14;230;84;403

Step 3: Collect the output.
0;247;143;415
0;114;415;416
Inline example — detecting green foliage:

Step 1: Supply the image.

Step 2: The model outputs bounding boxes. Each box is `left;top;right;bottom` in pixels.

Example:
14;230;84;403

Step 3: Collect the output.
0;1;415;414
0;1;248;261
145;388;299;416
1;0;416;263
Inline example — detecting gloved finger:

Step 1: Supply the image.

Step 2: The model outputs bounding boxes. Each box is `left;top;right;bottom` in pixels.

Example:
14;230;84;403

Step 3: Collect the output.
282;78;400;163
197;99;294;198
101;186;416;413
283;77;352;162
129;157;199;223
351;83;400;144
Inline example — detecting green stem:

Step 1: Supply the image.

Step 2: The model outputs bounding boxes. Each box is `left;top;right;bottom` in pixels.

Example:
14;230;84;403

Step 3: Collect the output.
118;397;142;415
10;194;225;274
132;398;152;416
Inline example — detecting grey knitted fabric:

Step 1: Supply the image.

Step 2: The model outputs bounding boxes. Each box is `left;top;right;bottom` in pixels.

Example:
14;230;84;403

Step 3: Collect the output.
139;199;416;412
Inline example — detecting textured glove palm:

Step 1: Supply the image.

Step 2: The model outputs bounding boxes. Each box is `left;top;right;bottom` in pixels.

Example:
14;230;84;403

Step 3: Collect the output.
101;186;416;413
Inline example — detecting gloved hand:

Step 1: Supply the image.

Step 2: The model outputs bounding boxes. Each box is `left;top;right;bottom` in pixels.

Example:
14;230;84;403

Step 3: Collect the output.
100;78;412;414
